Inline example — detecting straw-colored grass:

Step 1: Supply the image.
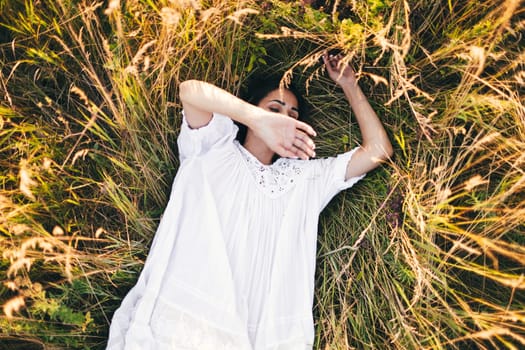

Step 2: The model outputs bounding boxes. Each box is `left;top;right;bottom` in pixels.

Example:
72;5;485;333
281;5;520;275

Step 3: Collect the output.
1;0;523;349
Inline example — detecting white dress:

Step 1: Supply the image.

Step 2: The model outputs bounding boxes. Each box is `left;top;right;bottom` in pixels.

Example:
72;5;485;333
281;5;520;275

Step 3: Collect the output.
106;112;365;350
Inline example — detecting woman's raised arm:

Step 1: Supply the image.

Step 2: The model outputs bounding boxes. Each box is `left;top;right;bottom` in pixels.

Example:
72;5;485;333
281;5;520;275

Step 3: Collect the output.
323;54;393;179
178;79;317;159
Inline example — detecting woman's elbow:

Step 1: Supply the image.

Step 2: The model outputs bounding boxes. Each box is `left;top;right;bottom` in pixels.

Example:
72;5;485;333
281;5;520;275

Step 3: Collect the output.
371;142;393;162
384;141;394;159
179;80;201;101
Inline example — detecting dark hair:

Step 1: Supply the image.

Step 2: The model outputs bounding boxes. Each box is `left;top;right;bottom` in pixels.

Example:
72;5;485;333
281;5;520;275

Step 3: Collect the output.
235;75;309;144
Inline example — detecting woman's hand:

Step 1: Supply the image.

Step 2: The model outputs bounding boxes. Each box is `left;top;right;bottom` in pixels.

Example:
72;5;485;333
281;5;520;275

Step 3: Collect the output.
252;111;317;160
323;52;357;87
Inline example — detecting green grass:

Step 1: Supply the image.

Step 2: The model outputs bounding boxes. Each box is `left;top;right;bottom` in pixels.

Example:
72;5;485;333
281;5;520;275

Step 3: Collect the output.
1;0;524;349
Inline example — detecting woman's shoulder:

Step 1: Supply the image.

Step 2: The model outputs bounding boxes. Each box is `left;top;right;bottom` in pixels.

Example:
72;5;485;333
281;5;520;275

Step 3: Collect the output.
177;111;239;161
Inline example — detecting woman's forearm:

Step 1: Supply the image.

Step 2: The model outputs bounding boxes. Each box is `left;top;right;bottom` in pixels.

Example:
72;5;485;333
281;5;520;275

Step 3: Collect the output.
179;79;262;129
179;79;317;159
342;83;393;160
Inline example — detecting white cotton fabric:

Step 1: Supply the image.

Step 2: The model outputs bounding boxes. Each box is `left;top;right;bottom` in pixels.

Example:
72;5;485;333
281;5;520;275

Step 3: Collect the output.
106;112;365;350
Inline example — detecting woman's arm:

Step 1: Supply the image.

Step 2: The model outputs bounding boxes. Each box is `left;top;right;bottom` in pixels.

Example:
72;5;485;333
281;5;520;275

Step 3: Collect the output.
323;54;393;179
179;80;317;160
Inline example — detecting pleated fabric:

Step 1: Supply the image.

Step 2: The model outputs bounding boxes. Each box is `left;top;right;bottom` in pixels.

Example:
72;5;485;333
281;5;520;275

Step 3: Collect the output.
106;113;365;350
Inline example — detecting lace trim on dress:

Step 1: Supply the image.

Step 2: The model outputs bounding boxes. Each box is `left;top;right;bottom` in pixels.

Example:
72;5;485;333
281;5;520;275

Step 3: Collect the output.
235;142;305;197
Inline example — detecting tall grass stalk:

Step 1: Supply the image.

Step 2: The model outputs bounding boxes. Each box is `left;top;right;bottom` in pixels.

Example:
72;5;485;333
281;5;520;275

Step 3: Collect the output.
0;0;523;349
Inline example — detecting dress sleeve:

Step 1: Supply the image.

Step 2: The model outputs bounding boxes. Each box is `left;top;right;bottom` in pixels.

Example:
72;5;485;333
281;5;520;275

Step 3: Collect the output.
177;111;238;162
309;147;366;211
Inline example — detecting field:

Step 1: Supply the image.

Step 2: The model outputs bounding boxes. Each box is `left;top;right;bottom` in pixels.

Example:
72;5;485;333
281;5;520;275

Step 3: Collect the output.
0;0;524;349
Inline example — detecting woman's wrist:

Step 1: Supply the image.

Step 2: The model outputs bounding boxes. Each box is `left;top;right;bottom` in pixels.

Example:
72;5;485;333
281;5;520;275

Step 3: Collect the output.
337;77;358;89
341;81;364;103
234;102;264;130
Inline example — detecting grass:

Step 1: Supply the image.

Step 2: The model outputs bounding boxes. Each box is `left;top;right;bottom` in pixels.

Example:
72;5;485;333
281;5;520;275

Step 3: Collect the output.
0;0;524;349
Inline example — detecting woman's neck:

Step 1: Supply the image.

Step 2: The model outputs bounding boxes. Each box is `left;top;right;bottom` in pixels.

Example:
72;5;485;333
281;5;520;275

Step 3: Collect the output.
243;134;274;165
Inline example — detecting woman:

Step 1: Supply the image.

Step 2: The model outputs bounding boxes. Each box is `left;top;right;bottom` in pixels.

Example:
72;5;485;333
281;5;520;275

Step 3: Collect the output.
106;53;393;350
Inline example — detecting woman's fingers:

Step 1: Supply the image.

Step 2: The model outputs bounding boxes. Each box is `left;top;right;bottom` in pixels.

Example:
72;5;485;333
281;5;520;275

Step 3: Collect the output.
276;145;298;159
277;132;315;160
292;121;317;158
291;145;311;160
296;130;316;149
295;119;317;137
323;51;357;86
261;112;317;159
293;131;316;158
282;144;310;160
324;51;352;73
322;54;334;73
323;52;341;71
